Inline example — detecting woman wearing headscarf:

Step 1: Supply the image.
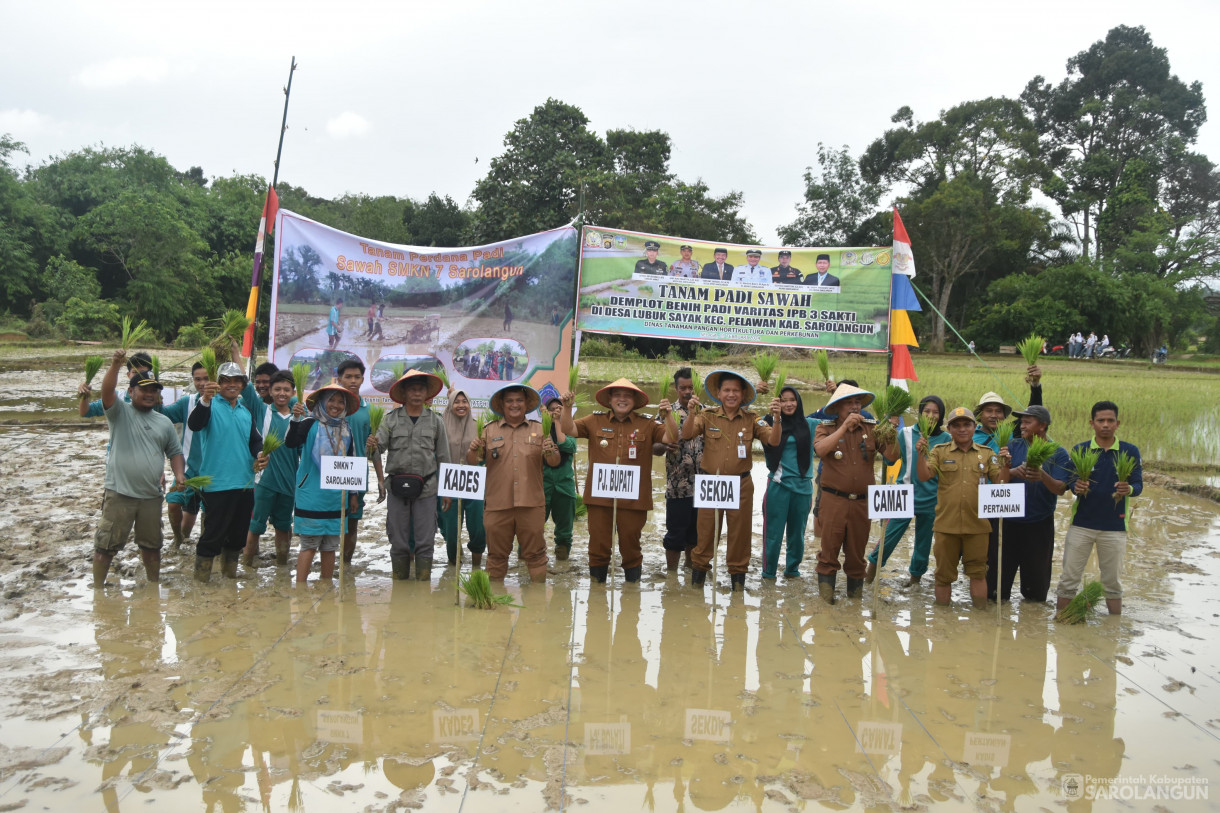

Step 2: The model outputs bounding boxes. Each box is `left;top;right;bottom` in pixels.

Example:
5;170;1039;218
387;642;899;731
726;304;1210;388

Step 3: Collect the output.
761;385;816;580
865;394;949;588
286;384;360;584
438;389;487;569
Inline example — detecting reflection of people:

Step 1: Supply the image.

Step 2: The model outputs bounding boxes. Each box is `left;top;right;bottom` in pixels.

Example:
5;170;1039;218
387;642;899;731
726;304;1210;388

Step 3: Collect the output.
803;254;840;287
671;244;701;278
550;305;560;326
700;247;733;280
731;249;772;284
327;299;343;348
770;250;803;283
634;240;668;275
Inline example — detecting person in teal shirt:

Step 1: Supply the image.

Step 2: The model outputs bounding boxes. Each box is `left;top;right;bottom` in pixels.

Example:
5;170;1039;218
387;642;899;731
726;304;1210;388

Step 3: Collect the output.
336;359;386;564
327;299;343;349
761;386;816;580
438;389;487;567
865;395;950;587
161;362;211;547
243;370;301;567
542;396;578;560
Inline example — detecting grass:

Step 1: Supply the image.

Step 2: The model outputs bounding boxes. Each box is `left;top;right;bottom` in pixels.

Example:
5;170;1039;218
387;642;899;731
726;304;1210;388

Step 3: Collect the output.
459;569;522;609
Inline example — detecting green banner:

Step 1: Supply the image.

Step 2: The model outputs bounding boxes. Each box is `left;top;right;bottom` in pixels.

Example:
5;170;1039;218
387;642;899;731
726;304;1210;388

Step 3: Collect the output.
576;226;892;351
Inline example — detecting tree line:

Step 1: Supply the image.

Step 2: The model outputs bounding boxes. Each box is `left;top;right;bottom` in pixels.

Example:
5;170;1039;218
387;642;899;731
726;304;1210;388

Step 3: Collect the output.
0;25;1216;354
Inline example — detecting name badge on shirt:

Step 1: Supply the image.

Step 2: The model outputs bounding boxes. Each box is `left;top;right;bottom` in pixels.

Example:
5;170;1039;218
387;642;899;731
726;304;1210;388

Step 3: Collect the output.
628;446;637;460
737;444;748;458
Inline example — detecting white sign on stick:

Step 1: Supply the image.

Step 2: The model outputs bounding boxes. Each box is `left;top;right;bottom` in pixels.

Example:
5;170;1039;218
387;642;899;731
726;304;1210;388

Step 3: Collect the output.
320;456;368;491
590;463;640;500
694;475;740;509
868;484;915;519
978;482;1025;518
438;463;486;500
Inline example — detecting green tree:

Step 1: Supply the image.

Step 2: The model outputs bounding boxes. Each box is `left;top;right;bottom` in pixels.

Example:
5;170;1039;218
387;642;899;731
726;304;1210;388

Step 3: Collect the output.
779;143;885;246
0;135;65;312
406;193;470;247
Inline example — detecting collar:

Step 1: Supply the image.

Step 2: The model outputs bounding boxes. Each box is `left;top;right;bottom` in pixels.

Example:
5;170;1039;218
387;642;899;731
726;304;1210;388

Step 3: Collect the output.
1088;436;1120;451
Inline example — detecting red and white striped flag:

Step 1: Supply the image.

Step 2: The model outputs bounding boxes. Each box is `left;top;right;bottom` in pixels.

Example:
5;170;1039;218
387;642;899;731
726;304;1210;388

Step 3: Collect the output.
892;206;916;277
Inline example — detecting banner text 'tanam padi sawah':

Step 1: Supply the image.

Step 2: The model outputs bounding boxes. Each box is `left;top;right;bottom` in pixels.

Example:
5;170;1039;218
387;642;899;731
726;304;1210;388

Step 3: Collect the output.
576;226;893;352
269;210;579;412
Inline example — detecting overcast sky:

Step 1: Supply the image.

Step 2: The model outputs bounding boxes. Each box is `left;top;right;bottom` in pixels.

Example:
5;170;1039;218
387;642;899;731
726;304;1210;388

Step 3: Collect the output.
3;0;1218;245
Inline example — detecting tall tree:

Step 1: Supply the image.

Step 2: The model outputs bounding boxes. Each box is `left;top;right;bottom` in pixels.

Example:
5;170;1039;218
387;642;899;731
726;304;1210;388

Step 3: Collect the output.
778;143;885;246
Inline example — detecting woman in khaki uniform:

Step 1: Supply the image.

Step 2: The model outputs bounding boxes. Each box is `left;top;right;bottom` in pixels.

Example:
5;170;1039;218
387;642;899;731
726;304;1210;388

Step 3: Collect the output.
466;384;559;582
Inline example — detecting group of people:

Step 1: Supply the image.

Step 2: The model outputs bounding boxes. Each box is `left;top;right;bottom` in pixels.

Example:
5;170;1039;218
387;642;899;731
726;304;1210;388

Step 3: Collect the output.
1066;331;1110;359
455;348;518;381
633;242;842;287
84;350;1141;616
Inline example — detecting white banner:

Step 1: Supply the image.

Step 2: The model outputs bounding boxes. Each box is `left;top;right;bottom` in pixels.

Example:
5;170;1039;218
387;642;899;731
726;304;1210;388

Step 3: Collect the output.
438;463;486;501
978;482;1025;518
590;463;640;500
694;475;740;509
320;455;368;491
868;484;915;519
684;709;732;743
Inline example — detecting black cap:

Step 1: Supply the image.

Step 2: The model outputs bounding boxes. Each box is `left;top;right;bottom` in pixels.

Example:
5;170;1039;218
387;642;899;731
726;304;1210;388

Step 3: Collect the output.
644;240;661;250
778;250;791;258
816;253;831;262
130;372;164;390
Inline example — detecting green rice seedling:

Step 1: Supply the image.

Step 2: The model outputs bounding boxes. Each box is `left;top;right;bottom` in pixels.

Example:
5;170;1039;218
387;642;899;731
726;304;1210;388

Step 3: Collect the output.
475;412;490;438
993;417;1016;450
753;350;779;384
459;569;522;609
540;410;553;439
182;475;213;492
367;405;385;457
261;430;284;457
83;355;104;390
433;365;450;390
392;362;406;381
1024;436;1060;470
659;376;671;406
916;412;937;441
1054;580;1105;623
1018;335;1044;384
219;310;251;343
574;493;587;518
774;369;787;396
292;363;310;404
869;385;913;446
150;355;161;380
120;316;154;351
815;349;830;382
1113;450;1138;503
1068;446;1101;496
200;347;219;381
569;365;580;393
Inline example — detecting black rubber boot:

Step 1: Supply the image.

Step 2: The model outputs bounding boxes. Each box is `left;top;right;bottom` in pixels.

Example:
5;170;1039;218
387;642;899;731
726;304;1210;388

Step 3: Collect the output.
391;556;412;581
818;574;836;604
194;556;213;584
846;578;864;598
730;573;746;592
691;569;707;586
623;566;642;583
221;550;239;579
414;554;432;582
589;566;609;583
555;545;570;561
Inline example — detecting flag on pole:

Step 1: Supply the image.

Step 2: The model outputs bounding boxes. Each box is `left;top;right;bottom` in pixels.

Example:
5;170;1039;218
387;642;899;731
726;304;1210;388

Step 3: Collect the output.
242;186;280;360
892;206;916;277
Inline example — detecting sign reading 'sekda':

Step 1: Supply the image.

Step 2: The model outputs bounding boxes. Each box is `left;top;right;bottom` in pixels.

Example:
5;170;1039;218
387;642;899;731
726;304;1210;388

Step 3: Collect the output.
438;463;486;500
694;475;740;509
320;456;368;491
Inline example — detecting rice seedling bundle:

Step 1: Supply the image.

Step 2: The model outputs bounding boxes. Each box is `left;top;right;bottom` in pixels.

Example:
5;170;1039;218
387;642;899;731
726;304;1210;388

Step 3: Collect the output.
993;418;1016;450
1018;335;1044;384
459;569;522;609
292;363;310;403
540;410;553;439
1023;436;1060;470
1054;580;1105;623
261;430;284;457
1068;446;1101;495
218;310;251;343
200;347;219;381
83;356;104;389
433;366;450;390
1113;450;1138;503
659;376;671;406
815;349;830;382
150;355;161;379
753;350;779;384
182;475;213;492
915;412;937;441
774;370;787;396
120;316;154;351
869;385;913;446
569;365;580;393
475;412;490;437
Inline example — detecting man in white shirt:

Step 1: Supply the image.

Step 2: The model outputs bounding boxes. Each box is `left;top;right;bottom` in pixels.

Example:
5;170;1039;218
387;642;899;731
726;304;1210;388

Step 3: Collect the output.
731;249;772;285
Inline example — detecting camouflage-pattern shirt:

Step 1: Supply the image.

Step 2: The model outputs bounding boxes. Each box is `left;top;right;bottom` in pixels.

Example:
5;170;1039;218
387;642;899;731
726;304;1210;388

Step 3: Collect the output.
665;403;704;499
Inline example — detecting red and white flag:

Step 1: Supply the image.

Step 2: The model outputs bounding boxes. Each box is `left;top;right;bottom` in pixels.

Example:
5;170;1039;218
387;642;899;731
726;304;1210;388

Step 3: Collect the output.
892;207;916;277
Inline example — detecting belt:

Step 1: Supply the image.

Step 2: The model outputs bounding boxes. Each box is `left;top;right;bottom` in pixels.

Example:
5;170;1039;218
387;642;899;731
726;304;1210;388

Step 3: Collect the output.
822;486;865;500
701;469;750;479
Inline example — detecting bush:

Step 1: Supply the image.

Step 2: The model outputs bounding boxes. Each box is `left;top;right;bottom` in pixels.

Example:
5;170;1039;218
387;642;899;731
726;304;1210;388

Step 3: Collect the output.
175;318;210;349
56;297;120;341
694;344;727;363
580;336;627;357
25;303;63;339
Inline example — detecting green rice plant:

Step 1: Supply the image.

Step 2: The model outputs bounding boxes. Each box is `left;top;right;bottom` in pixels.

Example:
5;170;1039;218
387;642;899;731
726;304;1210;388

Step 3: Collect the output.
292;363;309;404
433;365;450;390
869;386;911;447
150;355;161;380
574;492;587;518
182;475;213;492
219;310;251;343
993;417;1016;450
83;355;104;389
774;369;787;396
459;568;522;609
1024;436;1060;470
1068;446;1101;496
1113;450;1138;503
392;362;406;382
261;430;284;457
569;364;580;393
1055;580;1105;623
540;410;553;439
475;412;490;437
815;349;830;382
120;316;154;351
753;350;779;384
916;412;937;441
200;347;219;381
659;376;671;406
1018;335;1044;384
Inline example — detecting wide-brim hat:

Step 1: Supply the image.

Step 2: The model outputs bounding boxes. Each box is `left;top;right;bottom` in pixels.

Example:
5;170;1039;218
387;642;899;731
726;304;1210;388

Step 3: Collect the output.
974;391;1012;417
595;378;649;410
389;369;444;404
703;370;756;407
489;384;541;415
305;385;360;416
824;383;875;414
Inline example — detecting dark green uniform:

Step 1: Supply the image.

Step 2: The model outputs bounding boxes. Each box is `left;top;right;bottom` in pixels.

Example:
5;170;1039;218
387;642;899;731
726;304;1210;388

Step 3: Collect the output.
633;259;667;275
543;434;578;552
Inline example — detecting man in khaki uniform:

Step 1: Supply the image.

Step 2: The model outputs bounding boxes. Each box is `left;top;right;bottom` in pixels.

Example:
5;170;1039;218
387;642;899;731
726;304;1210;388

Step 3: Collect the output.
561;378;676;583
916;406;1010;608
680;370;781;591
467;385;559;582
813;384;896;603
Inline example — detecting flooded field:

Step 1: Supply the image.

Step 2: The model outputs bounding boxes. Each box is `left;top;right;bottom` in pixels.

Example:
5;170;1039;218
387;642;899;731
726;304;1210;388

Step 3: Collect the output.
0;348;1218;811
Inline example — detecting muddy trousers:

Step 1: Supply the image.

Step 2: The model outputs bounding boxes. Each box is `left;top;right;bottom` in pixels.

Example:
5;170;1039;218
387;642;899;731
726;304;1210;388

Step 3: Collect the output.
815;493;870;579
197;489;255;558
990;516;1055;601
692;477;754;575
586;505;646;569
867;511;935;579
438;497;486;561
484;506;547;580
544;490;575;550
662;496;698;552
387;492;439;568
761;482;810;578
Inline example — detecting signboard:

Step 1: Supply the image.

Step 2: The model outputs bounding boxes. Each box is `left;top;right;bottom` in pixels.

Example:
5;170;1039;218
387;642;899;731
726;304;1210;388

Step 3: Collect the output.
590;463;641;500
432;709;480;743
978;483;1025;518
685;709;732;743
868;484;915;519
693;475;740;509
316;710;363;744
320;455;368;491
855;721;903;756
585;722;631;756
438;463;486;501
963;732;1011;767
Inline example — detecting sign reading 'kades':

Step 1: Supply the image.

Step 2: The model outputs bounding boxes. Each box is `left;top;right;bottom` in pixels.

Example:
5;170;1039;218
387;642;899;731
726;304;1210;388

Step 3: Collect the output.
438;463;486;500
320;456;368;491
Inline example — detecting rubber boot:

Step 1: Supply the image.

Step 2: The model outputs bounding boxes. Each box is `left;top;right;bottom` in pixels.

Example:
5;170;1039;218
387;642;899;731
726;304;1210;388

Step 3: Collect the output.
665;550;680;571
691;569;707;587
471;552;483;569
275;538;290;567
623;566;642;583
589;566;609;584
555;545;570;561
221;549;239;579
391;556;412;581
864;560;877;584
818;574;836;604
846;578;864;598
730;573;745;592
194;555;214;583
414;554;432;582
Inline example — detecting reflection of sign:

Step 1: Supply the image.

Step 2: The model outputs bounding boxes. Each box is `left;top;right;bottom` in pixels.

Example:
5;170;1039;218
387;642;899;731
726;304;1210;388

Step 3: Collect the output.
585;722;631;755
317;710;363;744
685;709;732;743
320;456;368;491
978;483;1025;518
432;709;480;743
963;732;1011;767
855;721;902;756
591;463;640;500
868;484;914;519
438;463;486;500
694;475;739;509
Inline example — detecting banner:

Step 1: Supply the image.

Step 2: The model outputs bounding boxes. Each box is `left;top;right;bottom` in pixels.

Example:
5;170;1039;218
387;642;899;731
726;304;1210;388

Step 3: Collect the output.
576;226;892;351
269;210;579;412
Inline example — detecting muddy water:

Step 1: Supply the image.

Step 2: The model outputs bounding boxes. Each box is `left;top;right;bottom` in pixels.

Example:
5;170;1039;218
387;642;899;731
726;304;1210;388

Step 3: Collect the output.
1;423;1218;810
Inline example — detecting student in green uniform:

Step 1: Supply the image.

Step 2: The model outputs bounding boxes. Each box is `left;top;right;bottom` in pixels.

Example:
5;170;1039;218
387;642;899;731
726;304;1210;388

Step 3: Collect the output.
760;386;815;580
336;359;386;564
541;396;578;561
243;370;301;566
161;362;210;548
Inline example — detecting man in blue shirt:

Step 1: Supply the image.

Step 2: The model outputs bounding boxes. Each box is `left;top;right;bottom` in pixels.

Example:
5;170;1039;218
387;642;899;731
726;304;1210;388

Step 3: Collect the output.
327;299;343;349
1055;401;1142;616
